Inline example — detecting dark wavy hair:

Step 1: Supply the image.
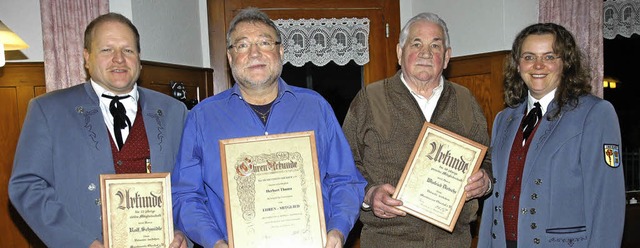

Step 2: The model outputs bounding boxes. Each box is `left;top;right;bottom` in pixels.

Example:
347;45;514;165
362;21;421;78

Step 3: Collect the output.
84;13;140;53
503;23;592;119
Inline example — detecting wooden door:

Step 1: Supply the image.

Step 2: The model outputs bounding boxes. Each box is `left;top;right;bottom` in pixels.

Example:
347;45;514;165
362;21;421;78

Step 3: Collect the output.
444;51;509;135
0;62;47;247
207;0;400;93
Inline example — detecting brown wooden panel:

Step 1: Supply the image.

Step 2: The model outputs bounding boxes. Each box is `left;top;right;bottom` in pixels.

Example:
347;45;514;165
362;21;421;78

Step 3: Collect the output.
34;86;46;97
0;62;46;247
448;74;497;134
0;87;28;247
139;61;214;105
444;51;509;135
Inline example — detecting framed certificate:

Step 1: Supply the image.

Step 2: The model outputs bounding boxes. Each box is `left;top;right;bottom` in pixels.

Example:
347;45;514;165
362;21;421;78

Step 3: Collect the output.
220;131;327;248
100;173;174;248
392;122;487;232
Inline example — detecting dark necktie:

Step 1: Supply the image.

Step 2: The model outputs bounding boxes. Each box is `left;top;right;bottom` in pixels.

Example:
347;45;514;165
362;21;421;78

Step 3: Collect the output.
521;102;542;141
102;94;132;150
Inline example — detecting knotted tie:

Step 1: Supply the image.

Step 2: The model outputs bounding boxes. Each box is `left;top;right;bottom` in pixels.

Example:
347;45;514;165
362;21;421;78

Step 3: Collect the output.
521;102;542;141
102;94;132;150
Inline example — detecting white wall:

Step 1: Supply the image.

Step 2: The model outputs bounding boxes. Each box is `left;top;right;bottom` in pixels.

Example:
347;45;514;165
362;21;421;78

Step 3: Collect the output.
399;0;538;57
1;0;209;67
130;0;209;67
0;0;44;61
2;0;536;65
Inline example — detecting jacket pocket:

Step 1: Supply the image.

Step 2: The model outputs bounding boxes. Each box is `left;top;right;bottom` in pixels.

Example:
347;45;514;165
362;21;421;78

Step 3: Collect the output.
546;226;586;234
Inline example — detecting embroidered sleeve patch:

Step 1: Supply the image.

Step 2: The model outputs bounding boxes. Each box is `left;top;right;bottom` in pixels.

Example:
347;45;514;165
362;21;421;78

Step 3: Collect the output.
603;144;620;168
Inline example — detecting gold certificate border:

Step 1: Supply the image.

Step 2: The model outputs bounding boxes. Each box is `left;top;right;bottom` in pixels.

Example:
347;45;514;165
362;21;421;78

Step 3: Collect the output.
220;131;327;248
100;173;174;248
392;122;487;232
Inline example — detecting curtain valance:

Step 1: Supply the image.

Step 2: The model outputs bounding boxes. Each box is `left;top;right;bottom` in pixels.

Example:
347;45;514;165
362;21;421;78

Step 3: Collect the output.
273;18;370;67
604;0;640;39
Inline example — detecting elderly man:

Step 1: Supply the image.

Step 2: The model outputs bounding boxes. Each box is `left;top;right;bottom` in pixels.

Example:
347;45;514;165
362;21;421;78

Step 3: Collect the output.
342;12;493;247
9;13;188;248
171;7;366;248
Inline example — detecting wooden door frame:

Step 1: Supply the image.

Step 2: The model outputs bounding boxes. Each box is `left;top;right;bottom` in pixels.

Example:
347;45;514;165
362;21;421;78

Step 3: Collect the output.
207;0;400;94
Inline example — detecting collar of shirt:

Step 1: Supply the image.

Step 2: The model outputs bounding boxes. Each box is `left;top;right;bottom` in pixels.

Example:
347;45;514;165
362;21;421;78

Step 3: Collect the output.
527;88;556;116
91;80;139;103
229;77;296;103
91;80;139;146
400;73;444;121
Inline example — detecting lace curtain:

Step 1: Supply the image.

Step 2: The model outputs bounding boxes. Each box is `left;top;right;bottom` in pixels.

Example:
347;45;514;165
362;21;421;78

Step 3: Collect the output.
273;18;370;67
604;0;640;39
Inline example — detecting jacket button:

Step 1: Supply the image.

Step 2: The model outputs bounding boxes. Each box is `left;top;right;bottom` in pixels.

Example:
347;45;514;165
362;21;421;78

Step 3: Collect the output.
495;192;500;198
530;208;536;214
531;193;538;200
88;183;96;191
521;208;528;214
531;223;537;229
535;179;542;185
117;160;123;166
493;219;498;225
492;233;496;239
534;238;540;244
95;198;101;206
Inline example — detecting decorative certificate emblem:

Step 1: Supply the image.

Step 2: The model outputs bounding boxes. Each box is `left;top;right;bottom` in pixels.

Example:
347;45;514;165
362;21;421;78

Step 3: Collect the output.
219;131;327;248
236;157;255;177
392;122;487;232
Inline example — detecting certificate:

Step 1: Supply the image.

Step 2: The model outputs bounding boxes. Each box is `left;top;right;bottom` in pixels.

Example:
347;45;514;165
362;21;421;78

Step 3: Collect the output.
219;131;327;248
392;122;487;232
100;173;174;248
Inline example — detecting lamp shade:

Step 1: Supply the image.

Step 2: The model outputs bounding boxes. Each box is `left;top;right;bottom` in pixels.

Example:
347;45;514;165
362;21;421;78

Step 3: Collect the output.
1;43;5;67
0;20;29;51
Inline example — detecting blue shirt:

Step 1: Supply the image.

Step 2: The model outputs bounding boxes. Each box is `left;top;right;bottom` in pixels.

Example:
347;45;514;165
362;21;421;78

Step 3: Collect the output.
171;78;366;248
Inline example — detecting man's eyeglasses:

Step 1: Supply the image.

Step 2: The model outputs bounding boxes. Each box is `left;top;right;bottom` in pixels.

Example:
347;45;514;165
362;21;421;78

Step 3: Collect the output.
519;53;561;64
228;40;281;54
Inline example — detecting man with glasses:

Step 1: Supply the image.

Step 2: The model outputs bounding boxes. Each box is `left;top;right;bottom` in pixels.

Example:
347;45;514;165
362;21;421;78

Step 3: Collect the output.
171;7;366;248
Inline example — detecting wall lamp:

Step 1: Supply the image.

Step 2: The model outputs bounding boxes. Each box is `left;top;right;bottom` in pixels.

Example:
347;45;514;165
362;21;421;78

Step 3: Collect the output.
1;20;30;67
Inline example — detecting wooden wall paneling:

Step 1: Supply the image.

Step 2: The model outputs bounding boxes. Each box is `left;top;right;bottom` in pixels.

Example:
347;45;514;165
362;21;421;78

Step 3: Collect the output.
444;51;509;135
383;0;401;77
138;61;214;105
208;0;231;95
0;62;46;247
208;0;400;92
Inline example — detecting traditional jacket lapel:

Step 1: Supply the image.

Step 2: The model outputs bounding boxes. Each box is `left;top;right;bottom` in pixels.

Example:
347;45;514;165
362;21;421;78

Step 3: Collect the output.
79;83;110;152
494;104;526;183
521;101;562;184
138;89;169;172
80;83;115;174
